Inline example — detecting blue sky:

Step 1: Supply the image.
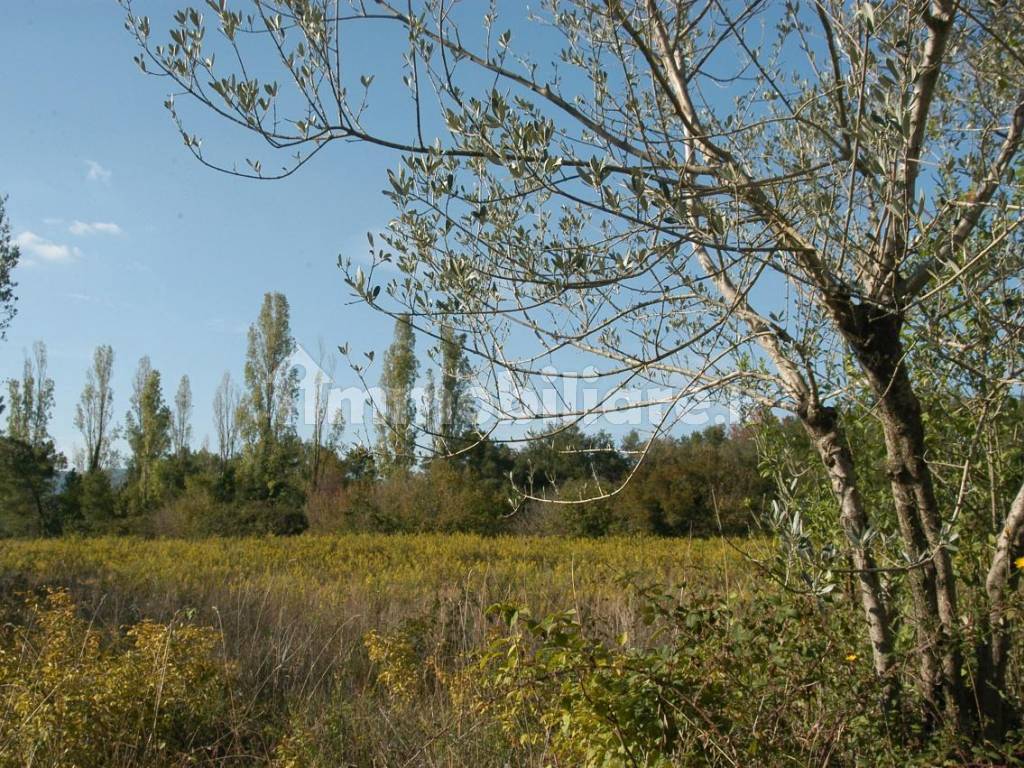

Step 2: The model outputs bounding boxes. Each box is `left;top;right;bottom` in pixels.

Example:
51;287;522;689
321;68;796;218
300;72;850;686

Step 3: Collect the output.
2;1;406;455
3;1;736;460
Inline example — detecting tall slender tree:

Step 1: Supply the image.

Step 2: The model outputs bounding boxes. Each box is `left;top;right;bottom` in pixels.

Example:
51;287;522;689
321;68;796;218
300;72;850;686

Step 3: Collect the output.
438;326;475;450
213;371;240;463
237;292;299;491
238;292;298;447
1;339;62;535
172;374;192;456
74;345;116;473
421;368;438;448
124;358;171;507
7;341;55;448
127;356;153;435
376;314;417;476
307;347;342;492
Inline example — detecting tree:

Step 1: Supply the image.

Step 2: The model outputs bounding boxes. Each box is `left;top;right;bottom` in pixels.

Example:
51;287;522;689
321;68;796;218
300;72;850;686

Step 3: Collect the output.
124;357;171;509
237;292;302;501
437;325;475;451
129;0;1024;737
1;342;62;536
420;367;438;447
213;371;240;464
618;425;768;536
172;374;193;457
74;345;116;473
0;195;19;341
307;347;344;492
238;292;298;452
127;356;153;435
0;436;65;536
376;315;417;476
7;341;55;448
513;425;628;493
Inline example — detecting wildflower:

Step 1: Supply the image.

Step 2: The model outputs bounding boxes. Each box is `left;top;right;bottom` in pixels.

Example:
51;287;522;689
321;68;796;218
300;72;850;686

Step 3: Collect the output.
1015;556;1024;571
845;653;858;662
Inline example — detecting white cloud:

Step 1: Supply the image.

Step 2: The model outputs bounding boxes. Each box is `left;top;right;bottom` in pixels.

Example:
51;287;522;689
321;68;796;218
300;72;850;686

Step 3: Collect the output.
69;220;122;236
14;231;81;264
85;160;111;183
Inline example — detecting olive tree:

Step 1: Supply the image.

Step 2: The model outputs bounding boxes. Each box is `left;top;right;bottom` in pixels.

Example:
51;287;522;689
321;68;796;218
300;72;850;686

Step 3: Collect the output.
124;0;1024;735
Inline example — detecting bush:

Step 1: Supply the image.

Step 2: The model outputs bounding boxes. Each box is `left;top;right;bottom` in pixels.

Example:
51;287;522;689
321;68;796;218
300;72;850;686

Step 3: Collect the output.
0;589;234;767
316;461;509;534
617;427;767;536
194;499;308;537
475;583;933;767
148;480;307;538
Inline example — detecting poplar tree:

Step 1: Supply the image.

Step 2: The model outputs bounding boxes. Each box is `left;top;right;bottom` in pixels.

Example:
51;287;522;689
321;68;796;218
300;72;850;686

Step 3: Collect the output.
172;374;193;456
213;371;240;464
438;326;475;450
7;341;54;447
74;345;116;473
0;340;62;535
307;348;343;493
238;293;298;448
376;315;417;476
237;292;299;493
125;358;171;507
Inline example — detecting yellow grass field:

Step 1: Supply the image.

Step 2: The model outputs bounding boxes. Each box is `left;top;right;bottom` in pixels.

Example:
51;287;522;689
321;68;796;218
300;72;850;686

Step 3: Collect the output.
0;534;751;627
0;534;765;767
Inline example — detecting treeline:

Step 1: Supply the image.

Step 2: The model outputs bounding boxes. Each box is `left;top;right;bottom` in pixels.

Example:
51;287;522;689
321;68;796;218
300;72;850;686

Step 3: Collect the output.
0;293;771;538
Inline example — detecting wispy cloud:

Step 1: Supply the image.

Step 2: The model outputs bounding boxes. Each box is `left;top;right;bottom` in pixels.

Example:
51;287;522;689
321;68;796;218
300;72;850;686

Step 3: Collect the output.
69;220;122;236
84;160;111;183
14;231;81;264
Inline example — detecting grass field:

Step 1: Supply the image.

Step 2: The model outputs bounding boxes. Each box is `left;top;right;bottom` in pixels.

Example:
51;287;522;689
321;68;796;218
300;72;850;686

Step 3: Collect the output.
1;535;992;766
0;535;763;767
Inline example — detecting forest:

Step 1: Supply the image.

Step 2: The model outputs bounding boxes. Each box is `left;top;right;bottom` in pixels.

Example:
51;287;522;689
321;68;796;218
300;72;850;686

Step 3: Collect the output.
0;289;771;539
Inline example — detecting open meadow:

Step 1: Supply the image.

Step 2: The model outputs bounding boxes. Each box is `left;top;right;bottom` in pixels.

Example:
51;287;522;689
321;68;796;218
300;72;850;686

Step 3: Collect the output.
0;534;772;767
0;533;1021;766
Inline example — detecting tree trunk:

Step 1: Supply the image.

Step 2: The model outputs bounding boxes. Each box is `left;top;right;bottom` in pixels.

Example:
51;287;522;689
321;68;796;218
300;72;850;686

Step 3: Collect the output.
799;400;896;694
843;303;966;724
979;481;1024;739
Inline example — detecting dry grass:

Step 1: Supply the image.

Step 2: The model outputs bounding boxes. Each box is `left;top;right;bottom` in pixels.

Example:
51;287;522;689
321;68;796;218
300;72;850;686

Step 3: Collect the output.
0;534;756;766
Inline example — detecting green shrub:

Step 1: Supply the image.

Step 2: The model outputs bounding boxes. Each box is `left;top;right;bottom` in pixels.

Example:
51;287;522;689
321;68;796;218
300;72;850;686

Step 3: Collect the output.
476;584;917;767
